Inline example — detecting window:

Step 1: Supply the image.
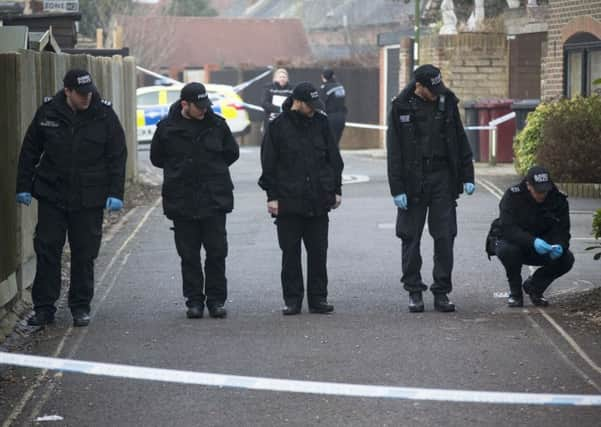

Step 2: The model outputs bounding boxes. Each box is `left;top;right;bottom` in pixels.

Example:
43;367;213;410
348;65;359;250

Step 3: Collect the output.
137;91;159;106
166;90;180;104
564;32;601;97
588;50;601;95
567;50;583;97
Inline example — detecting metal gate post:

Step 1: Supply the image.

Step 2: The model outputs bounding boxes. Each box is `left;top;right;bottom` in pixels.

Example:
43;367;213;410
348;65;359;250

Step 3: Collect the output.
489;126;497;166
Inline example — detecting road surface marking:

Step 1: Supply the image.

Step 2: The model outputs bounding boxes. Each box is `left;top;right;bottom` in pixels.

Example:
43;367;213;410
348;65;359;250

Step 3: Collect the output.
102;207;139;245
526;315;601;393
29;252;132;422
3;198;161;427
343;174;370;184
537;308;601;376
1;352;601;406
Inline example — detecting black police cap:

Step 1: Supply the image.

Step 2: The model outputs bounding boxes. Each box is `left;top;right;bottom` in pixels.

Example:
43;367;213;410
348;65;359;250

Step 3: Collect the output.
292;81;324;110
63;69;95;94
180;82;212;108
414;64;447;96
526;165;554;193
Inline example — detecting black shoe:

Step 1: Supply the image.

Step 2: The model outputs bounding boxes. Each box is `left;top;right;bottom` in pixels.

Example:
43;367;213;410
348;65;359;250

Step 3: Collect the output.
27;311;55;326
207;304;227;318
433;294;455;312
528;293;549;307
72;311;91;327
507;295;524;308
186;305;204;319
308;301;334;314
408;292;424;313
523;279;549;307
282;304;302;315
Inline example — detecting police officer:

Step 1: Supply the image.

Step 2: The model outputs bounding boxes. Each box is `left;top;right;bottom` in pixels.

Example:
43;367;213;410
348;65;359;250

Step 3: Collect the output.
150;82;239;319
319;68;347;146
16;69;127;327
387;64;474;313
490;166;574;307
259;82;344;315
261;68;293;134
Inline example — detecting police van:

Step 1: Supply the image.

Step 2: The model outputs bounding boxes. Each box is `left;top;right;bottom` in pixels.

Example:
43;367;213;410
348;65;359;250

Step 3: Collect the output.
136;83;251;142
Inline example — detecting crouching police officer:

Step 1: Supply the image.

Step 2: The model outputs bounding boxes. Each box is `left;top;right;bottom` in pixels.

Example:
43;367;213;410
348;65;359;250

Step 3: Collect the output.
16;69;127;327
151;82;239;319
259;82;344;315
488;166;574;307
387;64;475;313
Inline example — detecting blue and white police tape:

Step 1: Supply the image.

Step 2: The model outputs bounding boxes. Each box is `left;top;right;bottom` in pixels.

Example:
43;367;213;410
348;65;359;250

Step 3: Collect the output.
2;351;601;406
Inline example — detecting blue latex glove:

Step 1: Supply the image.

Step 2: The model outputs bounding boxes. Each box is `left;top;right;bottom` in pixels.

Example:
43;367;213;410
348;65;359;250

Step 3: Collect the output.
550;244;563;260
534;238;552;255
16;192;32;206
464;182;475;195
393;193;408;210
105;197;124;212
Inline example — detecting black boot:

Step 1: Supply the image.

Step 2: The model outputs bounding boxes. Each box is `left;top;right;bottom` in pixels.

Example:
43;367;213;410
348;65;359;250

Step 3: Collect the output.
27;311;55;327
523;278;549;307
528;294;549;307
433;294;455;312
507;295;524;308
408;292;424;313
72;311;91;327
282;303;302;315
186;304;204;319
207;304;227;318
309;300;334;314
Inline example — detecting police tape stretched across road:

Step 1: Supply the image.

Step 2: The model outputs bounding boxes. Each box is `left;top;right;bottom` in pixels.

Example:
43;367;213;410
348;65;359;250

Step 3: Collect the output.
1;351;601;406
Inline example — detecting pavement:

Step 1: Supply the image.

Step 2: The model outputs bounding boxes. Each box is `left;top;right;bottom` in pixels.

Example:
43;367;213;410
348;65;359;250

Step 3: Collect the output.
1;146;600;426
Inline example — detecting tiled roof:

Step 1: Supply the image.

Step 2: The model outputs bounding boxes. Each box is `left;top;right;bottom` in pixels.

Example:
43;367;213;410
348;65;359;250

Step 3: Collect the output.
218;0;414;30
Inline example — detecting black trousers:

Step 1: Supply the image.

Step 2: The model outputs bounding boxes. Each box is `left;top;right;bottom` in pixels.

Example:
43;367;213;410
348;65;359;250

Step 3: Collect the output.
495;239;575;296
396;168;457;295
328;113;346;147
173;214;228;308
276;214;329;307
32;200;103;314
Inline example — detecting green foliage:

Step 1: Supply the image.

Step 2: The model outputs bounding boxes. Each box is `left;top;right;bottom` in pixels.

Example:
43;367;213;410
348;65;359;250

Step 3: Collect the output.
514;96;601;182
513;102;548;175
586;209;601;261
593;209;601;239
165;0;217;17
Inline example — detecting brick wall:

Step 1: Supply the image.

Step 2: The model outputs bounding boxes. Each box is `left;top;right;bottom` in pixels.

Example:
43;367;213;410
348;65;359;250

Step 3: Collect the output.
542;0;601;100
420;33;510;105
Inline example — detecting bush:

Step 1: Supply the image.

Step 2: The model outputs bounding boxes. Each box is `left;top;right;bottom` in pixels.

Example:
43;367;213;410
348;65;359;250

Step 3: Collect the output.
514;96;601;182
586;209;601;261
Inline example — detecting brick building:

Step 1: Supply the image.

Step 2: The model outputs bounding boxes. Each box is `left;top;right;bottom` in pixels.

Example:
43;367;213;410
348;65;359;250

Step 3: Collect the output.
542;0;601;100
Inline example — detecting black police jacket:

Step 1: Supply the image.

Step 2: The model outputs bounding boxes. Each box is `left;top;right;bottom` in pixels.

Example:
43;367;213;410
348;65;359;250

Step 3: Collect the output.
497;180;571;249
386;83;474;200
261;82;293;124
16;91;127;210
319;80;347;116
150;102;239;220
258;97;344;217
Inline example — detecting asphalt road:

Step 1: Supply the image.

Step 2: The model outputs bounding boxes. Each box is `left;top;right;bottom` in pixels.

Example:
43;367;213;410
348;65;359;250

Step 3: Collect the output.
1;146;600;426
